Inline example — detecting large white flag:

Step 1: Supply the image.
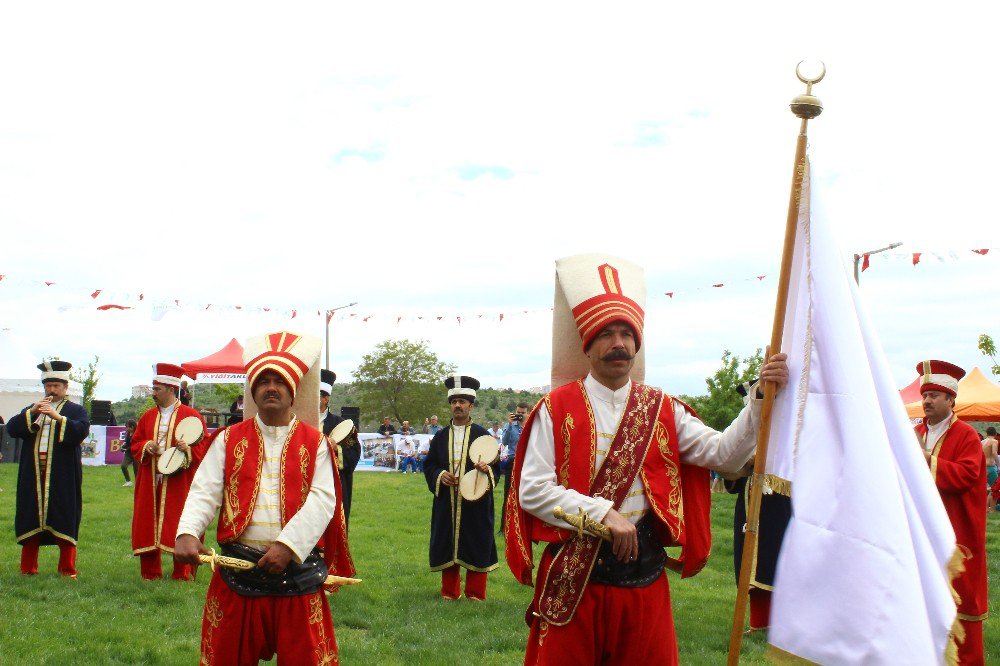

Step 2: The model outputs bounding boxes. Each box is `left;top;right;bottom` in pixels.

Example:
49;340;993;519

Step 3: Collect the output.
765;157;957;664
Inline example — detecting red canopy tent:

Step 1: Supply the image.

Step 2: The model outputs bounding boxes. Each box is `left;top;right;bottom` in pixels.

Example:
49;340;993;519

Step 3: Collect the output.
898;377;923;405
182;338;246;382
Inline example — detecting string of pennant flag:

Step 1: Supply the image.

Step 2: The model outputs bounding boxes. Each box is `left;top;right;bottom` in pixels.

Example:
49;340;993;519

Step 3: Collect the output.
0;247;993;321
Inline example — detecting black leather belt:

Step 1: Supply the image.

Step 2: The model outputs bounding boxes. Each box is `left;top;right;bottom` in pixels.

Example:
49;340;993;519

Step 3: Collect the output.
588;514;665;588
219;542;328;597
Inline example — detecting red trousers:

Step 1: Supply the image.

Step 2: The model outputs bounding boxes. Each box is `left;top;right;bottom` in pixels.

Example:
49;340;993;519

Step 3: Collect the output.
957;618;984;666
524;572;677;665
441;564;488;600
139;550;194;581
748;588;772;630
200;571;338;666
20;534;77;577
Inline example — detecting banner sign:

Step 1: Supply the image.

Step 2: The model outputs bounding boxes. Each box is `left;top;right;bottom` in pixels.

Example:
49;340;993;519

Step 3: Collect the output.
103;426;127;465
357;433;432;471
196;373;247;384
81;426;107;466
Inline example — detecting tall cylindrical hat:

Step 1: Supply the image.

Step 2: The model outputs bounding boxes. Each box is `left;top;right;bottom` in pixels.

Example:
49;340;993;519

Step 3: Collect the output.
552;253;646;389
243;331;323;428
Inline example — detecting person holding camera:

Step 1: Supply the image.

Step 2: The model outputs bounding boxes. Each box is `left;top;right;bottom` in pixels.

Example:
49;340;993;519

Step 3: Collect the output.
499;402;530;532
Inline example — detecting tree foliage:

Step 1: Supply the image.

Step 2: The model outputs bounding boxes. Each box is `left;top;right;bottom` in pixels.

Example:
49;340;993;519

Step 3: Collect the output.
70;355;101;413
683;349;764;431
979;334;999;377
353;339;455;429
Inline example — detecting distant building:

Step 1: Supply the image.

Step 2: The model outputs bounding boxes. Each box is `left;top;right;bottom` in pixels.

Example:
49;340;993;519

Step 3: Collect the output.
132;385;153;399
529;385;551;394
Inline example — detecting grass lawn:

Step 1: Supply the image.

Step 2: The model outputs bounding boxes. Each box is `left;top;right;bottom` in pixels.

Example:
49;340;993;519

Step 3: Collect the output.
0;465;996;664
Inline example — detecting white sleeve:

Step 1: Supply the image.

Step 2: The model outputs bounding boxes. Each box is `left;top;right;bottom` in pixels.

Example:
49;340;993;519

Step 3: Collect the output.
675;396;763;473
518;403;613;528
276;437;337;563
176;429;227;540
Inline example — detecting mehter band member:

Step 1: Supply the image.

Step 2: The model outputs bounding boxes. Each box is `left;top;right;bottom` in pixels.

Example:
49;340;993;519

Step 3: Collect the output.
174;331;354;665
131;362;208;580
505;254;789;664
7;360;90;577
914;360;987;666
321;368;359;525
424;373;499;600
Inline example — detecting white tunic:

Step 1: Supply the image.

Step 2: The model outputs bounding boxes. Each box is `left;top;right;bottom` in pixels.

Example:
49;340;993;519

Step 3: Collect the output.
176;414;336;563
519;375;763;528
155;401;177;453
36;400;67;454
923;414;953;452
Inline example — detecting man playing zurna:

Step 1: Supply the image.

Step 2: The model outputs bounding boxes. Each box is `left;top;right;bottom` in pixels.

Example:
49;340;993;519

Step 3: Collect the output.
130;363;208;581
6;360;90;577
423;373;499;600
175;331;354;665
914;360;987;666
505;254;789;664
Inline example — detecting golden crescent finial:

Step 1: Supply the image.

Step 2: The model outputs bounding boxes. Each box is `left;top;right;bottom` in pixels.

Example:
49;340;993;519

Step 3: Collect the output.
796;60;826;86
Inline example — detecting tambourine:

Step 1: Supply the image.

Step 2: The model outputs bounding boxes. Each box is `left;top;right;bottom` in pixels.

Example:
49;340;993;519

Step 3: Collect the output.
329;418;357;445
156;416;203;476
468;435;499;466
459;467;492;502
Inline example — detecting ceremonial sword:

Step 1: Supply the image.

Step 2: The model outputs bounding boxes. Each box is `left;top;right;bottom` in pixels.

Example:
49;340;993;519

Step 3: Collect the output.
198;549;363;590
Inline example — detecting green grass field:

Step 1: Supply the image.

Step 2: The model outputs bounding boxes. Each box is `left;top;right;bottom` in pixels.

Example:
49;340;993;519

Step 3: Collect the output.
0;465;996;664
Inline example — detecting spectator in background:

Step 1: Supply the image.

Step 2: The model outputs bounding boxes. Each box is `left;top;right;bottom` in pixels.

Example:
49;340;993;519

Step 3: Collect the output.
488;421;502;440
984;426;999;512
400;420;416;436
400;437;418;473
417;436;430;472
424;415;441;435
179;380;192;406
227;394;244;426
121;419;138;487
499;402;529;532
378;417;397;437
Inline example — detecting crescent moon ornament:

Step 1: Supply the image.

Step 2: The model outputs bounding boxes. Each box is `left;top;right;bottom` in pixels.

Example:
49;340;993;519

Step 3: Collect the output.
795;59;826;86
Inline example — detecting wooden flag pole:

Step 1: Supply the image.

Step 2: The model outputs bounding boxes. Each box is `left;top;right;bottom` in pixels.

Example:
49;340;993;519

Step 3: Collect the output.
726;62;824;666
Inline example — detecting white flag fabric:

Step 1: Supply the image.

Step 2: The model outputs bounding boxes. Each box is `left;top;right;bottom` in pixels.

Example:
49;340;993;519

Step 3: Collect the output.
765;157;957;664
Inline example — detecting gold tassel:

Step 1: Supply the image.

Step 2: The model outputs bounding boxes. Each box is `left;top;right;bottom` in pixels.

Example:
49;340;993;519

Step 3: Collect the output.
763;474;793;497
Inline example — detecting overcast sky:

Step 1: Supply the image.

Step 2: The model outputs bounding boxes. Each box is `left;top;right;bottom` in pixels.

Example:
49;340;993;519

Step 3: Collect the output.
1;2;997;403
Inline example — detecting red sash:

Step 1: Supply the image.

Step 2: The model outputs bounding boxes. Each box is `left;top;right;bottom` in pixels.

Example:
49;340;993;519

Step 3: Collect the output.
215;418;356;577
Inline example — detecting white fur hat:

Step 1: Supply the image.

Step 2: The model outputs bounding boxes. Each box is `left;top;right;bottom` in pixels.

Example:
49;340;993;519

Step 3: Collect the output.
552;253;646;389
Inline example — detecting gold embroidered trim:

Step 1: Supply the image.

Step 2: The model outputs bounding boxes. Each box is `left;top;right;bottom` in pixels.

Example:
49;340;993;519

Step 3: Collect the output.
224;435;249;528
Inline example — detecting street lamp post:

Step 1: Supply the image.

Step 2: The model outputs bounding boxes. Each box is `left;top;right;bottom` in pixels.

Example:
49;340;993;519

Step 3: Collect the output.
853;242;902;284
324;301;358;370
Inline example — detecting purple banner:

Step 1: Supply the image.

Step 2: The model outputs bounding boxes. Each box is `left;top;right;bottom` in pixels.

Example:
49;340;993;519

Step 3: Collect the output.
104;426;127;465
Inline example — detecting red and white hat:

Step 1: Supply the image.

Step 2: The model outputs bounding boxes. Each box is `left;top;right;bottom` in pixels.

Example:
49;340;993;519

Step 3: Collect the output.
152;363;184;388
552;253;647;389
916;359;965;397
242;331;322;428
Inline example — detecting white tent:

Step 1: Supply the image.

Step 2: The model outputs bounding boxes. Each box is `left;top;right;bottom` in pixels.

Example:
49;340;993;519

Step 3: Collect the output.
0;330;82;422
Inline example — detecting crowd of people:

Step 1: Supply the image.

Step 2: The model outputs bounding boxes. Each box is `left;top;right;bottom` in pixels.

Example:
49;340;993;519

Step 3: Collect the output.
2;252;993;664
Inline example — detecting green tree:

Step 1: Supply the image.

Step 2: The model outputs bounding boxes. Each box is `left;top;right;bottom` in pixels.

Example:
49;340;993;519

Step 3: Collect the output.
353;339;455;430
684;349;764;431
978;334;999;377
70;355;101;413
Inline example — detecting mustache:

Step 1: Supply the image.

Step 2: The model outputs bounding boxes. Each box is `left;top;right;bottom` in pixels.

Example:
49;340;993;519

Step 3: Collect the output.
601;349;634;362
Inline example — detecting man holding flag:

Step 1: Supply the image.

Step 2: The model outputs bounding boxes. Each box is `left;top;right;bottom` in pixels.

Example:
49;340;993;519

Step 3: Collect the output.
504;253;789;664
915;360;988;665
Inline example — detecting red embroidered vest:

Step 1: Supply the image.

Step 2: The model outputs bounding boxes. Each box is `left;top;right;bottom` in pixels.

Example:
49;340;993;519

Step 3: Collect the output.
217;418;319;544
505;381;711;594
214;418;356;578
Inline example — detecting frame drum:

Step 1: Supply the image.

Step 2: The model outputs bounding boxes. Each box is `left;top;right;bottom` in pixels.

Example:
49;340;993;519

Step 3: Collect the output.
468;435;499;465
329;418;356;444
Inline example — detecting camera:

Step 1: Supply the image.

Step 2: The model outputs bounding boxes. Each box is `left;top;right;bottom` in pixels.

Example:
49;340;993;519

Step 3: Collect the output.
512;413;523;422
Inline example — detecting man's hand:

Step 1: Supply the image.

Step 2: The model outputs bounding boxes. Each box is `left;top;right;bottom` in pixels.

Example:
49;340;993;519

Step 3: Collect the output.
174;438;189;453
36;402;60;419
473;461;490;473
257;542;294;574
601;509;638;563
174;534;210;565
759;350;790;392
144;441;158;456
508;412;517;425
30;397;52;416
441;471;459;487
